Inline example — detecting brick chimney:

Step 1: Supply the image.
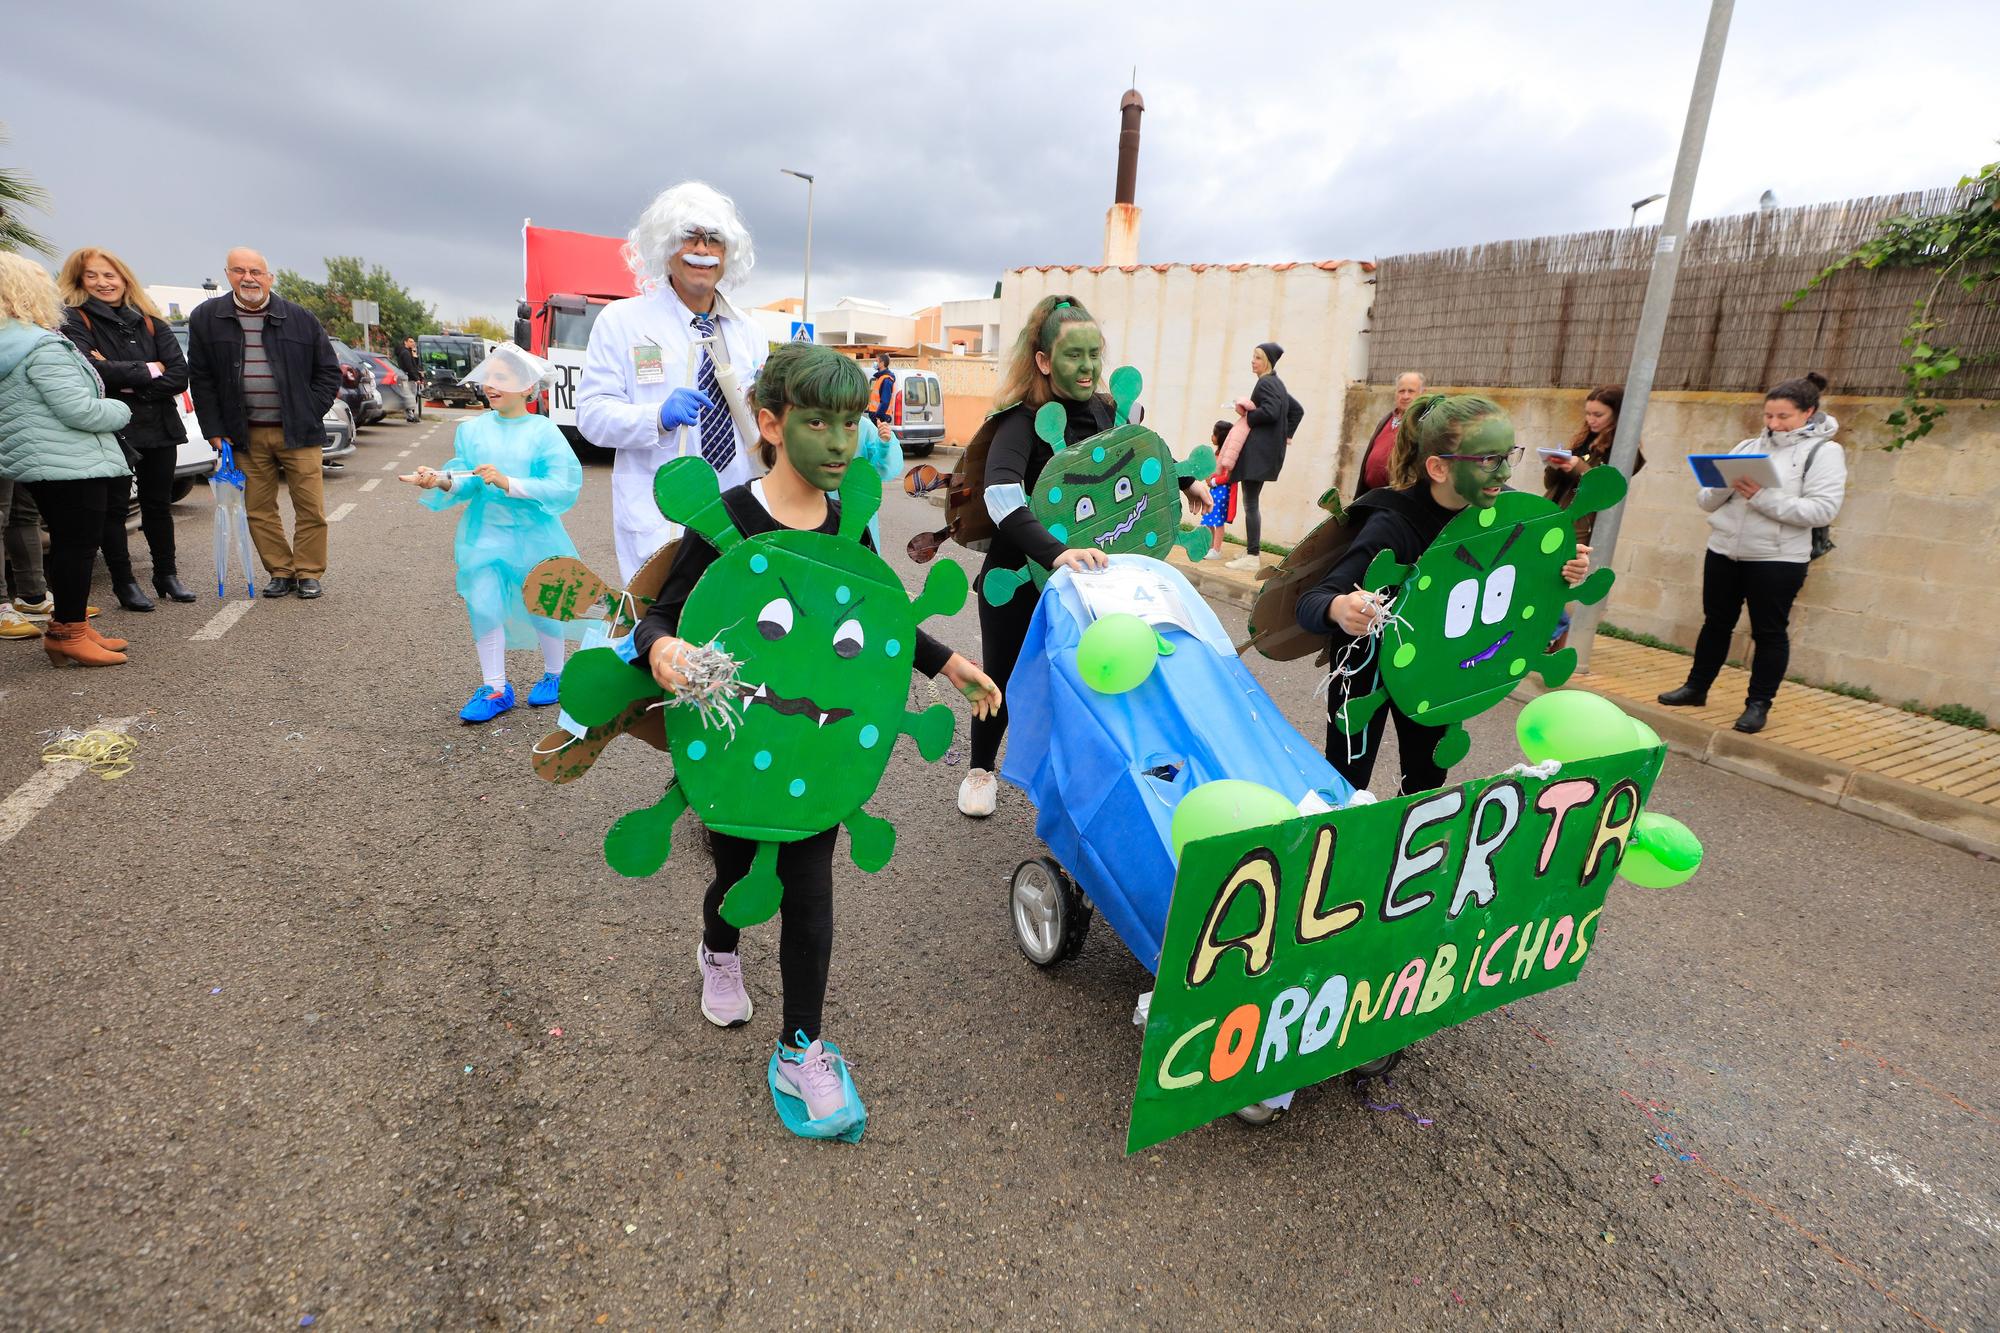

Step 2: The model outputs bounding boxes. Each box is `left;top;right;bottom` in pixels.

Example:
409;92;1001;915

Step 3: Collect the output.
1103;86;1143;266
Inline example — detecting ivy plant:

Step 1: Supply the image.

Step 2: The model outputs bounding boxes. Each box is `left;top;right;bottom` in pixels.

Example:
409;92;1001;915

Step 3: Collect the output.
1790;157;1999;449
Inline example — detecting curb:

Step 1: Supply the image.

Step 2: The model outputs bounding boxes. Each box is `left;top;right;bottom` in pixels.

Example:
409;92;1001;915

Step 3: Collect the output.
1513;677;2000;861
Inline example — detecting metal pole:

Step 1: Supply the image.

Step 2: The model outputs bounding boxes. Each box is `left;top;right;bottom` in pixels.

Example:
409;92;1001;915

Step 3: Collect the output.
1571;0;1734;672
802;175;814;339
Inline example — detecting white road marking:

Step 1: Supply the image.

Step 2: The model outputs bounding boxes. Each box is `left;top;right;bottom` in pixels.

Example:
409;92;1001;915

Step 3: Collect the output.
0;715;140;846
1845;1143;1999;1240
191;598;256;641
359;478;381;493
379;460;398;471
328;502;356;523
398;449;413;457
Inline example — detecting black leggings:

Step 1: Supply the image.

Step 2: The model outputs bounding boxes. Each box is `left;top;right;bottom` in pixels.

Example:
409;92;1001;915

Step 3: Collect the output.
1326;689;1450;797
969;556;1038;771
702;827;838;1042
99;448;177;580
25;477;113;624
1687;550;1808;705
1240;480;1265;554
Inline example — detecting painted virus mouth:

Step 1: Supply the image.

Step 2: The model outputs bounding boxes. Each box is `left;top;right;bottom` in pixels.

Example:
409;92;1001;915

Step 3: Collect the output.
743;681;852;728
1093;494;1148;547
1459;630;1513;670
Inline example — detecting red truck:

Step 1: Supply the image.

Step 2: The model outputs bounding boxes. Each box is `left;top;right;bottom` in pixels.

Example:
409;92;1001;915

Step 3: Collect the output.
513;221;639;452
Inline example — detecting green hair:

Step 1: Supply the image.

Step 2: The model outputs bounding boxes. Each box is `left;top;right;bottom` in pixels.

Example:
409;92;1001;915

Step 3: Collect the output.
754;342;870;416
1389;392;1507;488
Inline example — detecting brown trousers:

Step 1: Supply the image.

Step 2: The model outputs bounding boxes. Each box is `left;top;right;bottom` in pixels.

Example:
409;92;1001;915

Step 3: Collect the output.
241;424;327;578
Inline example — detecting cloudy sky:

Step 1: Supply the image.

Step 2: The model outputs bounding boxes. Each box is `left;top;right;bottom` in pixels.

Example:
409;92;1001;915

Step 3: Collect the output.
6;1;1992;325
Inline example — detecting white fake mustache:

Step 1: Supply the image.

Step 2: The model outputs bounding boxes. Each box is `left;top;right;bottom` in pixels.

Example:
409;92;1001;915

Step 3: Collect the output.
680;254;722;269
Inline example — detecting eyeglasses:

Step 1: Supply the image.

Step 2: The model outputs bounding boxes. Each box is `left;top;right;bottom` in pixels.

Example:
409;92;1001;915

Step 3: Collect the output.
226;267;269;278
1435;447;1523;473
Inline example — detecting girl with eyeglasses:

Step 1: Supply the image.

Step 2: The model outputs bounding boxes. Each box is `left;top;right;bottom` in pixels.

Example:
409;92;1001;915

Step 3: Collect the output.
1295;393;1591;795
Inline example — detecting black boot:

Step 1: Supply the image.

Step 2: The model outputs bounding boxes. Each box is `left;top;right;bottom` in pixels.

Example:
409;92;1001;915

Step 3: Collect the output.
1733;701;1770;734
113;579;155;612
1656;684;1707;707
153;573;197;603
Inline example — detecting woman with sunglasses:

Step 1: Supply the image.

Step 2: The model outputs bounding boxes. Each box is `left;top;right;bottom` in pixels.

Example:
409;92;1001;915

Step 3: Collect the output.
1295;393;1592;795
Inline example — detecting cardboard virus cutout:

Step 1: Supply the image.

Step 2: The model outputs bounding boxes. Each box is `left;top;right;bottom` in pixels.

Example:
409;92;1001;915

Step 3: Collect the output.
983;367;1216;605
558;457;968;926
521;548;677;784
1333;466;1625;768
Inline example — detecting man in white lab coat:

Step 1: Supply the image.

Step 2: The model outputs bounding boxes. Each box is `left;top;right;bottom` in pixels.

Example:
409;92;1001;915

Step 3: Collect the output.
578;181;769;581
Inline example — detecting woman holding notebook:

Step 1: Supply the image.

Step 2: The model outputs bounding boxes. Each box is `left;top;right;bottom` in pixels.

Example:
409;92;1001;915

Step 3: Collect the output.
1656;372;1846;735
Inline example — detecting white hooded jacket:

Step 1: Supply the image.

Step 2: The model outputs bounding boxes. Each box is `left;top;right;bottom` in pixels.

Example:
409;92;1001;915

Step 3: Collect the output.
1699;412;1846;563
576;285;768;581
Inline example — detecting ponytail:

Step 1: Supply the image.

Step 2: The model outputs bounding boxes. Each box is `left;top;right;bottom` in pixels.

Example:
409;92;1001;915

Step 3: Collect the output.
1388;392;1506;488
996;294;1100;411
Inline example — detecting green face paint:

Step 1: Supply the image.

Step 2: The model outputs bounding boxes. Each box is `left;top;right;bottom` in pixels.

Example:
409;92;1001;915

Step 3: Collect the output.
1046;325;1104;403
780;406;862;492
1446;415;1516;508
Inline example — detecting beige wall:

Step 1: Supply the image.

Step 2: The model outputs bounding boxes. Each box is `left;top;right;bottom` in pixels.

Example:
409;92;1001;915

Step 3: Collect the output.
1000;263;1374;548
1338;385;2000;715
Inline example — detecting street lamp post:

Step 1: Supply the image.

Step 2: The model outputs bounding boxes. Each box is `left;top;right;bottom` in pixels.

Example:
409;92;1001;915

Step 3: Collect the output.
1629;192;1665;228
780;168;815;340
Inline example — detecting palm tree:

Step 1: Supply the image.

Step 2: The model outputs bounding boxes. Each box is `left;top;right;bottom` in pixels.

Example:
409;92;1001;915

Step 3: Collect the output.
0;124;53;256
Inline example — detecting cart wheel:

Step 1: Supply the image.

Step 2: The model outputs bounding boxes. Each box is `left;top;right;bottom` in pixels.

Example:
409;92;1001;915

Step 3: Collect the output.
1010;856;1091;967
1233;1100;1286;1127
1348;1048;1407;1081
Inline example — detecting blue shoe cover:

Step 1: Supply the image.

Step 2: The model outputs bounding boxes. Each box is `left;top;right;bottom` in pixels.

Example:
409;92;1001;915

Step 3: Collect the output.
527;671;562;707
459;682;516;724
767;1035;866;1143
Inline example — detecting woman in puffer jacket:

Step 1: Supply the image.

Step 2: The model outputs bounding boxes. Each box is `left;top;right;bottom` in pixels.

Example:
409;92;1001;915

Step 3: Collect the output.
0;252;133;667
1656;372;1846;734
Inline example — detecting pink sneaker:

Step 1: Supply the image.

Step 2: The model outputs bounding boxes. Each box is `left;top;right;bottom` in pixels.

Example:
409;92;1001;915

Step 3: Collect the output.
773;1037;850;1122
697;943;752;1027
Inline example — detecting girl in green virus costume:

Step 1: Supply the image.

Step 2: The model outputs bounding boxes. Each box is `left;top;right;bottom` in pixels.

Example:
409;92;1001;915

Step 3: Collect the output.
1294;394;1594;796
628;342;1001;1140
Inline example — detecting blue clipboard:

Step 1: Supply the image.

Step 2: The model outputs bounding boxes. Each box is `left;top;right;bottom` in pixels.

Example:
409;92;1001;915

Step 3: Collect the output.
1688;453;1766;488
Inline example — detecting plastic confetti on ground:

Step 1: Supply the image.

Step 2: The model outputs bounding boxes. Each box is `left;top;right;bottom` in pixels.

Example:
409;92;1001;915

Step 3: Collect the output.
1652;1173;1666;1184
300;1316;316;1327
548;1027;563;1037
463;1065;474;1074
210;987;222;995
39;728;138;780
1364;1098;1434;1127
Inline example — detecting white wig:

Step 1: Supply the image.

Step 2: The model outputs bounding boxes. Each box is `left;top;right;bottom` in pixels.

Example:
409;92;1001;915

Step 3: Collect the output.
624;180;755;292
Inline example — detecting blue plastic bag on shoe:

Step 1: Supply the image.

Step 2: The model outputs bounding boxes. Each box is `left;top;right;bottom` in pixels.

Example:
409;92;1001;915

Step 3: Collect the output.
766;1039;866;1143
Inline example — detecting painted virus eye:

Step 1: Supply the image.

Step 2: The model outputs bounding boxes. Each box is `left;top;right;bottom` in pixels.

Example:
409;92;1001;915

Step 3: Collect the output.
1445;578;1478;640
833;617;864;659
757;597;794;640
1480;565;1516;624
1075;496;1096;522
1113;477;1133;503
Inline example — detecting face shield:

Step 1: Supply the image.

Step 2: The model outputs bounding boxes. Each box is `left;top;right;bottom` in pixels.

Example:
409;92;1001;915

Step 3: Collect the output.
463;343;556;396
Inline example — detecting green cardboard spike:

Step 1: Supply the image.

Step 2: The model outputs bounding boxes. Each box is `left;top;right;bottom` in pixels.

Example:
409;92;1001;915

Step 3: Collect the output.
1332;469;1626;767
558;456;971;926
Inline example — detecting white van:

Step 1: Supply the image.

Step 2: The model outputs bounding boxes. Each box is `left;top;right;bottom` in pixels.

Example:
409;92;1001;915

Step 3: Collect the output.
889;368;945;457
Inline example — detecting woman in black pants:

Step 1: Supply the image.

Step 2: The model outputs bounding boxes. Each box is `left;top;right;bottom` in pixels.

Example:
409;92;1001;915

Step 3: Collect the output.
59;247;195;609
1224;341;1295;571
1657;373;1846;734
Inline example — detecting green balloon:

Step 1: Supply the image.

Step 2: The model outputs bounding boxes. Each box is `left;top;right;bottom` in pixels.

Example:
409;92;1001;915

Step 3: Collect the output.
1077;613;1166;694
1630;718;1663;751
1171;779;1299;861
1517;689;1642;763
1618;812;1703;889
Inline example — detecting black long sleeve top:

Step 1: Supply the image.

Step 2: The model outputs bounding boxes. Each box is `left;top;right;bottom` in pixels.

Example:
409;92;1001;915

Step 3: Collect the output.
1294;484;1457;653
631;482;953;678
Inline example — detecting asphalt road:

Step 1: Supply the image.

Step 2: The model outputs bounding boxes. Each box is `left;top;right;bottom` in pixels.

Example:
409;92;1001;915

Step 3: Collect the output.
2;411;1994;1330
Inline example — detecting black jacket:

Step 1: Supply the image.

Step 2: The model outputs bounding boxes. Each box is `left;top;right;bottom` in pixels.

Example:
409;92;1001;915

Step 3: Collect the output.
394;342;422;380
186;293;341;449
1237;372;1294;483
59;299;189;452
1295;484;1455;642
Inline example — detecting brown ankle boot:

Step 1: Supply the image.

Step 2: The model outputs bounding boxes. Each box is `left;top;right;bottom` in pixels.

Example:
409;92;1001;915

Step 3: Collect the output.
83;621;129;652
42;621;127;667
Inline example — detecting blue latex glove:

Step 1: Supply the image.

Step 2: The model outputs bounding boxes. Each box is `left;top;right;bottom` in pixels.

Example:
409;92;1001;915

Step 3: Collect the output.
658;387;714;432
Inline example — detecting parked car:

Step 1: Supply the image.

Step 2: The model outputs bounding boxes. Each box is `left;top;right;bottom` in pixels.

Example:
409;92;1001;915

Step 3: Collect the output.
353;347;419;421
417;332;493;408
887;367;945;456
332;342;386;425
322;397;356;470
164;322;218;501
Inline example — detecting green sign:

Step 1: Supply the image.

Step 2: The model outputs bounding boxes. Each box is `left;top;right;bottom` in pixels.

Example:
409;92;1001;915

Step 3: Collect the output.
1129;746;1665;1154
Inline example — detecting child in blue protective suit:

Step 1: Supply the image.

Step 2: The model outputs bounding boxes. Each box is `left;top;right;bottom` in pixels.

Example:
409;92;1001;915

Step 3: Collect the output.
402;344;584;723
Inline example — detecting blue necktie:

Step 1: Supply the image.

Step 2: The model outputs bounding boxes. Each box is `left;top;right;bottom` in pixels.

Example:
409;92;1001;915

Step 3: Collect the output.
690;314;736;474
